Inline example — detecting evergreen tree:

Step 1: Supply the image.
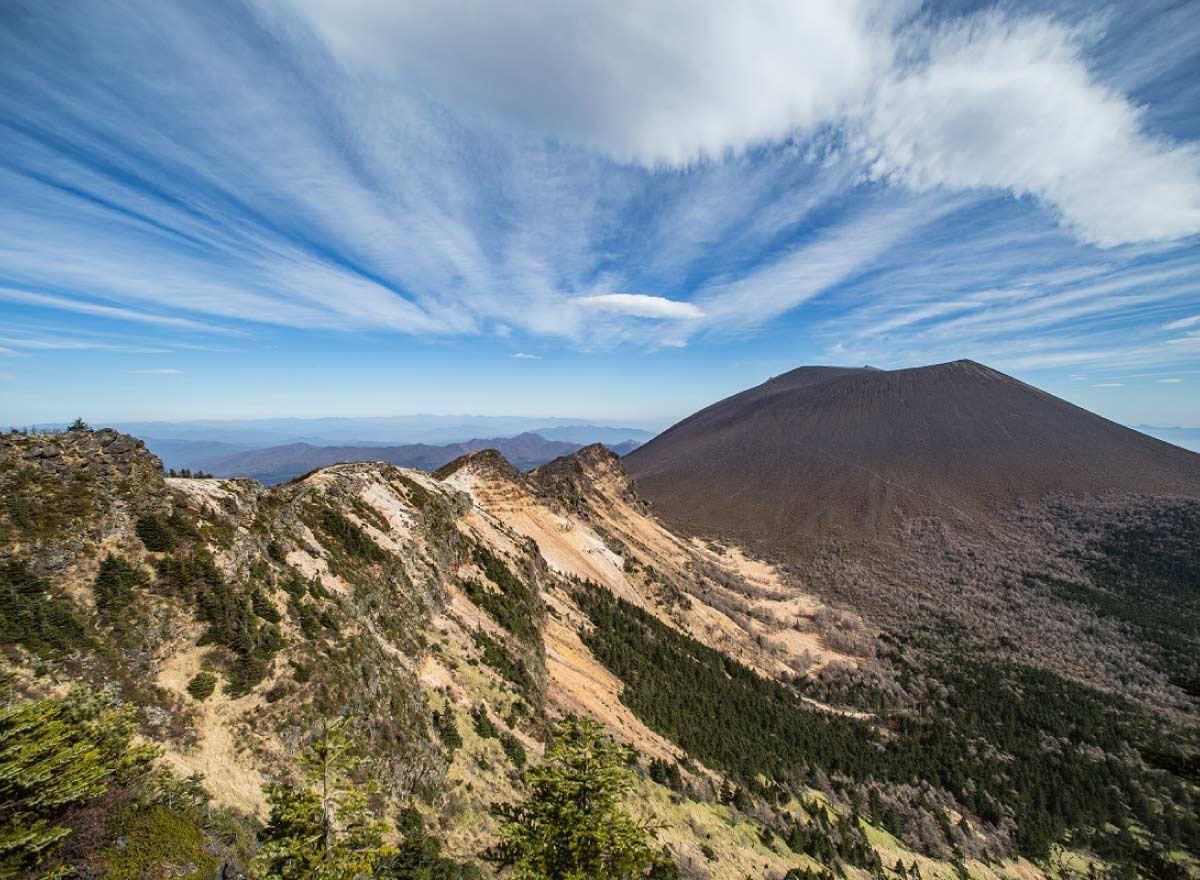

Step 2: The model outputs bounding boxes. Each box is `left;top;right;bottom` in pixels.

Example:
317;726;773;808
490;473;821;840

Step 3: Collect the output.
92;553;145;630
432;707;462;752
484;715;670;880
0;686;156;877
380;808;482;879
251;717;393;880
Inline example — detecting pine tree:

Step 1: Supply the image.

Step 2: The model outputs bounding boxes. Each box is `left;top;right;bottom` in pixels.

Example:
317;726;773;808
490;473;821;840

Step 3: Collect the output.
251;717;393;880
0;686;156;877
484;715;671;880
92;554;145;629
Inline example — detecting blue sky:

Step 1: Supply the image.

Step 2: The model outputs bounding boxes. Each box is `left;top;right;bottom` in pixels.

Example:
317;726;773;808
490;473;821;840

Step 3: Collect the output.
1;0;1199;429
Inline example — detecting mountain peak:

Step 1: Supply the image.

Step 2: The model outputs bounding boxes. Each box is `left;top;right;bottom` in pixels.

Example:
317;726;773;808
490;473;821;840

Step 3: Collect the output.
433;447;525;483
2;426;165;486
626;359;1200;552
530;443;638;514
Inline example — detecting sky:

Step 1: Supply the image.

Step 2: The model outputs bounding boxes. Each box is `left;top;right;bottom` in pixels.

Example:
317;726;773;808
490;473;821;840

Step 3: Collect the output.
1;0;1199;429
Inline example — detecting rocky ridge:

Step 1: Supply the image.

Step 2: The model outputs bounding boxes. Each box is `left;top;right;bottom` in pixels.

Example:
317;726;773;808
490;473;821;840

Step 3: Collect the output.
4;425;1181;879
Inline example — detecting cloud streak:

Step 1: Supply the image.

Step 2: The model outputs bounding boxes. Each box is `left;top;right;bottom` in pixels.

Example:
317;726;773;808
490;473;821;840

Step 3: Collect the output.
0;0;1197;392
578;294;704;320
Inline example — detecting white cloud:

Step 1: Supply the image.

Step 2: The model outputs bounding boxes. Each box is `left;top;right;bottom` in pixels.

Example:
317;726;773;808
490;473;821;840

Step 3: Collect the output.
1166;314;1200;330
127;368;182;375
577;294;704;320
0;333;169;354
289;1;1200;247
511;352;541;360
1092;382;1125;387
3;0;1198;364
1158;377;1184;383
0;289;234;333
285;0;906;166
861;14;1200;247
696;193;965;331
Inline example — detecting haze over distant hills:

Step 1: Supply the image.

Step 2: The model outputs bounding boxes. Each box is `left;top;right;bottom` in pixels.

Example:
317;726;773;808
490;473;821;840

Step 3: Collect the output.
106;415;657;446
625;359;1200;554
3;360;1199;878
192;432;643;484
1136;424;1200;453
77;416;656;472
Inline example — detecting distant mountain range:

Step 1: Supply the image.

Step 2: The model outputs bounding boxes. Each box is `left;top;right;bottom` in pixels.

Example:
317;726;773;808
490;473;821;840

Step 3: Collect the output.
3;361;1198;878
95;417;656;471
108;415;655;446
1135;424;1200;453
191;432;643;484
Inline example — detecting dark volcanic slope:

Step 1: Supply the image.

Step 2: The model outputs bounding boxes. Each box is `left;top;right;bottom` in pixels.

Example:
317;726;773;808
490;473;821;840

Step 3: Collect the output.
624;360;1200;551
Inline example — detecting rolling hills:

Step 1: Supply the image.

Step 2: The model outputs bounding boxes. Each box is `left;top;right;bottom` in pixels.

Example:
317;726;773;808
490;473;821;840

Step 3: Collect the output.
190;431;640;484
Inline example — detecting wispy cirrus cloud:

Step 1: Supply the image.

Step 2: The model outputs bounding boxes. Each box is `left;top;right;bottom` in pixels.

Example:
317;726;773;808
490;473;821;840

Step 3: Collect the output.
0;0;1198;413
578;294;703;320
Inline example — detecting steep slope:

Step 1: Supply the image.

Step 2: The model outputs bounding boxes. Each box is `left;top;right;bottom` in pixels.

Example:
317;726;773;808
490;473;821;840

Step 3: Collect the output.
195;432;584;483
437;445;859;686
3;427;1196;879
0;428;886;879
625;360;1200;552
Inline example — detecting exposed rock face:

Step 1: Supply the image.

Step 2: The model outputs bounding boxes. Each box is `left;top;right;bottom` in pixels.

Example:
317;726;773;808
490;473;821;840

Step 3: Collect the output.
2;426;165;483
529;443;643;515
0;430;546;817
434;447;528;486
5;424;1192;878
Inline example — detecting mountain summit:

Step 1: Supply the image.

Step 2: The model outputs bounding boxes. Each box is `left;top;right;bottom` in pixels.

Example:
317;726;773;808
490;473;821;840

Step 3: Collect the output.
624;359;1200;551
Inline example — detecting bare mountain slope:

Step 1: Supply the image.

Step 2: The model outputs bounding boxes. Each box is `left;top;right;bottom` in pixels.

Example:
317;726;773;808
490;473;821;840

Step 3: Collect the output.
624;359;1200;553
3;427;1196;877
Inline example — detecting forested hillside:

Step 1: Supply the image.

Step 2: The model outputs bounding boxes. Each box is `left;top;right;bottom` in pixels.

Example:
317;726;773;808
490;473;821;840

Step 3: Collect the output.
1;425;1196;880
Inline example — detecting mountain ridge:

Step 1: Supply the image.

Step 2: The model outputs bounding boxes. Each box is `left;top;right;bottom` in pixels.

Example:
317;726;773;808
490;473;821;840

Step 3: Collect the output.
191;432;641;484
3;404;1198;878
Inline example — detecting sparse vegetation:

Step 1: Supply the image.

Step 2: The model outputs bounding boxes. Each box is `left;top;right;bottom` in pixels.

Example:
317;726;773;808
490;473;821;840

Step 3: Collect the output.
136;512;178;552
155;550;284;695
472;629;536;696
465;544;541;644
92;553;146;630
485;716;672;879
0;558;88;658
319;508;385;562
187;671;218;701
574;580;1199;864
